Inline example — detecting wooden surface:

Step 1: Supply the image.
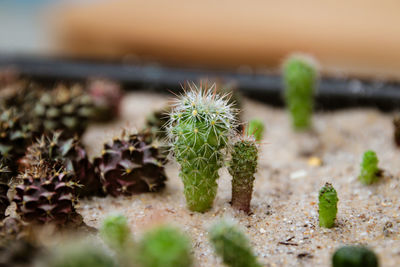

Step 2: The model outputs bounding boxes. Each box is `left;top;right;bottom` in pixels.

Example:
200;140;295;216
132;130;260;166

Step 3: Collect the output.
54;0;400;79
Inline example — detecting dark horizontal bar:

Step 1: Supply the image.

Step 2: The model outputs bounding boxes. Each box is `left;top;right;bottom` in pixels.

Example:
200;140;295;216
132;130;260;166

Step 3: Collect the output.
1;55;400;111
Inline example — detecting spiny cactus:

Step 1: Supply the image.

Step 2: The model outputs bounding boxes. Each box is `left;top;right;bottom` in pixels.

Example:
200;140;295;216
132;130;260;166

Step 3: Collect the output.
283;54;317;131
209;220;261;267
13;165;81;225
332;246;379;267
167;83;237;212
359;150;381;185
245;119;264;142
318;182;338;228
23;132;103;197
94;132;167;197
228;134;258;213
101;214;133;250
136;225;193;267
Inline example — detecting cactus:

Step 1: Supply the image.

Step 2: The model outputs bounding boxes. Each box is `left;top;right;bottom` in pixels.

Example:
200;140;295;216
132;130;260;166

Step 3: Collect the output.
209;220;261;267
332;246;379;267
228;134;258;213
101;214;133;250
167;83;237;212
245;119;264;142
318;182;338;228
359;150;381;185
283;55;317;131
136;225;193;267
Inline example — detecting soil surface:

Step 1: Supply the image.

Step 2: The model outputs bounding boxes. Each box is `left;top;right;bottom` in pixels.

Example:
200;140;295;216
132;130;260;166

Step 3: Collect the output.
81;91;400;267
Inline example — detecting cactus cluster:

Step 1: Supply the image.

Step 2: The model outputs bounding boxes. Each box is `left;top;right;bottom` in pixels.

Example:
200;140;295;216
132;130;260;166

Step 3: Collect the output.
167;83;237;212
209;220;261;267
318;182;338;228
283;55;317;131
94;132;167;197
359;150;381;185
228;135;258;213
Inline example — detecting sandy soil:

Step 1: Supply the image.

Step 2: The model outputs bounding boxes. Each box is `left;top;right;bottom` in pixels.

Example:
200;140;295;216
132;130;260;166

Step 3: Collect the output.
81;91;400;267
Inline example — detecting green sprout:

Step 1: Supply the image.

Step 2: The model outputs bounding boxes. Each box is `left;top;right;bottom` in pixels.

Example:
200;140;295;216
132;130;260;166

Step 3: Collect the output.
245;119;265;142
209;220;262;267
100;214;133;250
318;182;338;228
136;225;193;267
332;245;379;267
283;55;317;131
228;135;258;213
359;150;381;185
167;83;237;212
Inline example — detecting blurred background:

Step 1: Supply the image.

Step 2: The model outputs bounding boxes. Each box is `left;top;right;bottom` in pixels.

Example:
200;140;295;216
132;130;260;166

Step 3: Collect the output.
1;0;400;108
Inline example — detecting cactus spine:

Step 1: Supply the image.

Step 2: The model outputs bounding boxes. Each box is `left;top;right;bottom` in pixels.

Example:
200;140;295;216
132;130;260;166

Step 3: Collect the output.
167;83;237;212
332;246;379;267
283;55;317;131
228;134;258;213
209;220;261;267
318;182;338;228
136;225;193;267
359;150;381;185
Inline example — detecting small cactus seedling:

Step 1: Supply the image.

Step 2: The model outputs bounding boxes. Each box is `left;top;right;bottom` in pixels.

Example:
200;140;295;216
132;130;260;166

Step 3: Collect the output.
359;150;381;185
209;220;261;267
393;114;400;147
167;83;237;212
318;182;338;228
136;225;193;267
245;119;264;142
228;134;258;213
101;214;133;250
283;55;317;131
332;245;379;267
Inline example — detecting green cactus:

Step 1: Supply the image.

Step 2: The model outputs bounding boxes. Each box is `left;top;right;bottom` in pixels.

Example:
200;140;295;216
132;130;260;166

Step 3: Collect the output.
167;83;237;212
228;135;258;213
49;242;118;267
283;55;317;131
245;119;264;142
318;182;338;228
136;225;193;267
359;150;381;185
209;220;261;267
101;215;133;250
332;246;379;267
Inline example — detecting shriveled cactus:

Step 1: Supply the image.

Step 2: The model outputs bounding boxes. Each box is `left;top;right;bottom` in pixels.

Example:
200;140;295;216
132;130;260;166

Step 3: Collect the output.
136;225;193;267
359;150;381;185
318;182;338;228
332;245;379;267
283;55;317;131
209;220;261;267
228;134;258;213
167;83;237;212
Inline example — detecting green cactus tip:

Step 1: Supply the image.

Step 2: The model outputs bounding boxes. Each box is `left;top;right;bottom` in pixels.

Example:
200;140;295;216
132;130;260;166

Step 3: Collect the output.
228;134;258;213
100;214;133;250
245;119;265;142
332;245;379;267
283;54;318;131
136;225;193;267
209;220;262;267
167;82;237;212
359;150;381;185
318;182;338;228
